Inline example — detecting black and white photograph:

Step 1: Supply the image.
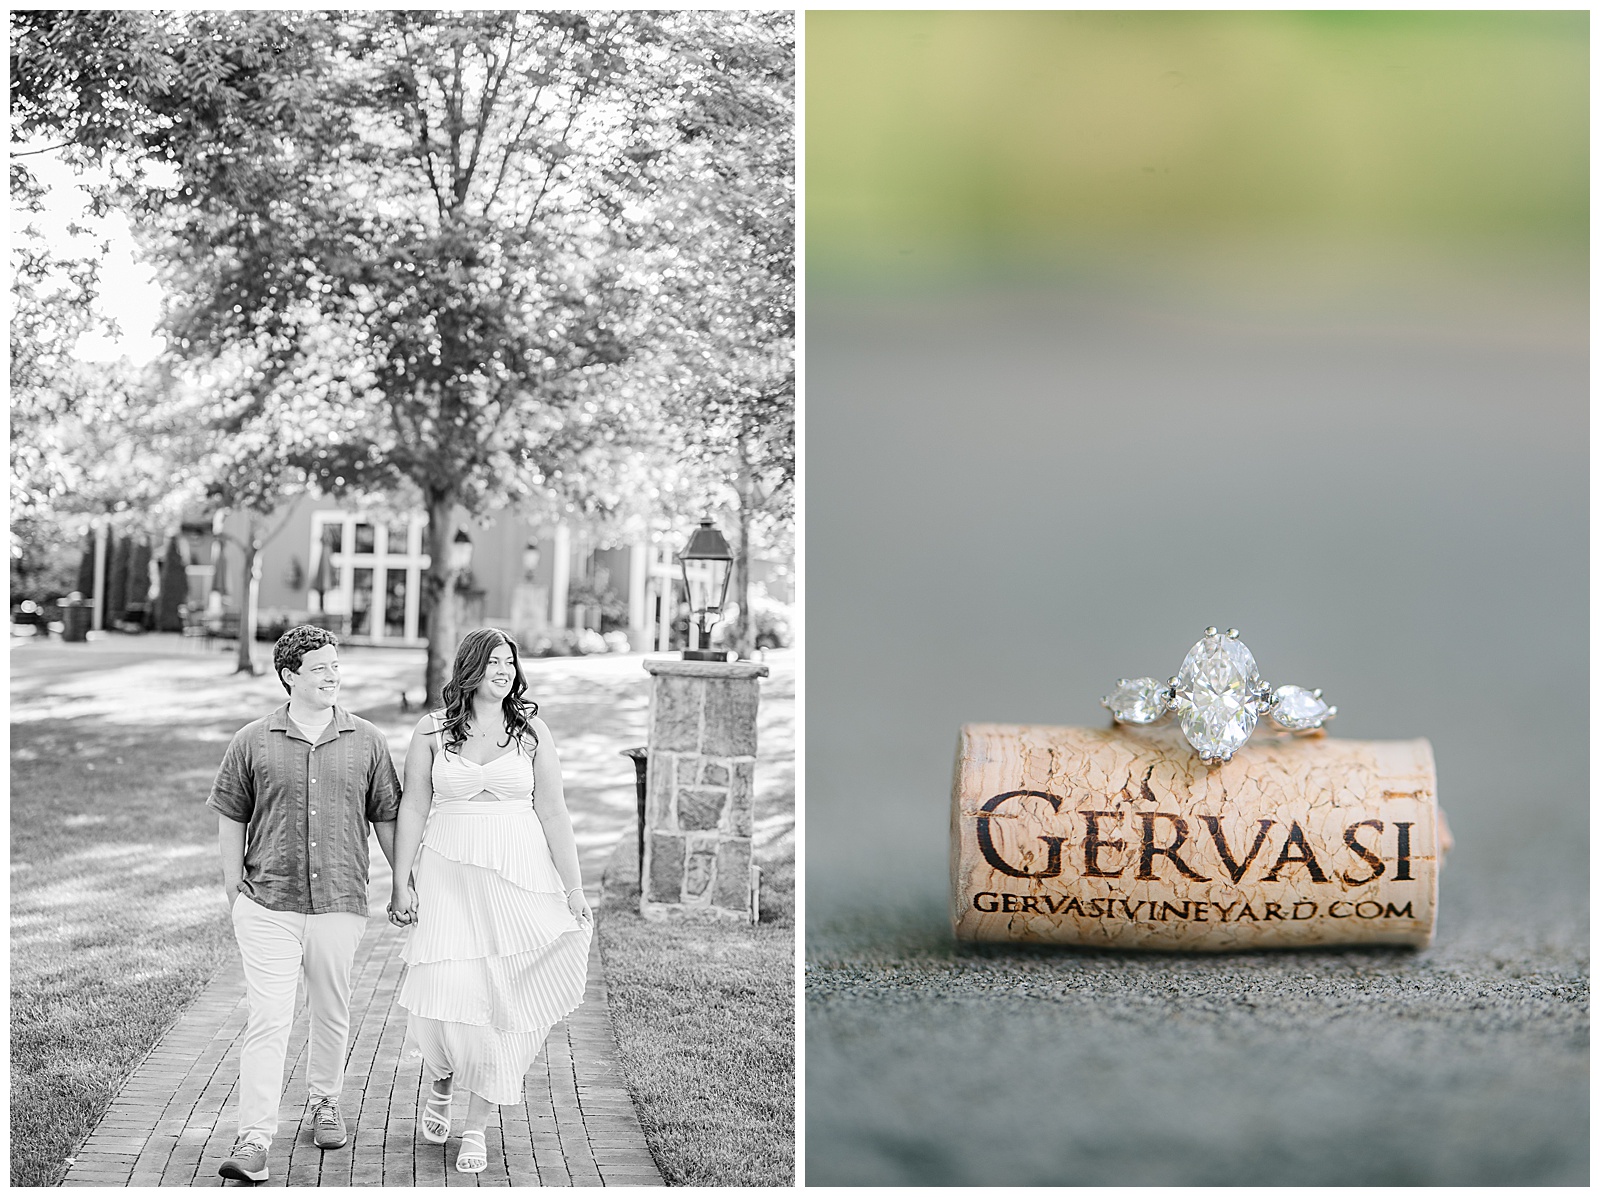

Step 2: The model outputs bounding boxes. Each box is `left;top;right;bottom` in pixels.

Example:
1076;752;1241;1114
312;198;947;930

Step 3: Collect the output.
12;9;793;1187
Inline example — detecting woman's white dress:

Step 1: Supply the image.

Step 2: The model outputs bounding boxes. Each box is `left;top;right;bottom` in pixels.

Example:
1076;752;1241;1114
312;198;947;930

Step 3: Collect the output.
398;736;592;1105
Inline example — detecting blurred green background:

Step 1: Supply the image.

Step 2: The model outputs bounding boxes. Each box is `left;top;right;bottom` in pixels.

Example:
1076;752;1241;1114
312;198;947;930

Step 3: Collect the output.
809;10;1586;321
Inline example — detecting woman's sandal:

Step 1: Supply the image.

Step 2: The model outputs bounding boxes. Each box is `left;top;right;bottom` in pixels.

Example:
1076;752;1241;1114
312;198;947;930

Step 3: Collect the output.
456;1129;488;1174
421;1083;452;1144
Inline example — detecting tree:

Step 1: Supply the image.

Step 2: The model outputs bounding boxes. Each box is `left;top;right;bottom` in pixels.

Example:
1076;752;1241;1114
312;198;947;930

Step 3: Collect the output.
156;536;186;631
13;10;796;689
127;540;152;622
11;25;208;616
10;11;183;166
9;10;172;531
198;421;307;674
9;351;209;620
104;531;129;625
73;532;95;596
507;12;796;657
10;148;112;577
641;17;795;658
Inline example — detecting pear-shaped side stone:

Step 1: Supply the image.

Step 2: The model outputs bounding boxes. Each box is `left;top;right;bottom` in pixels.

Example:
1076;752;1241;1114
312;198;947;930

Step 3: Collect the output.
1107;677;1169;724
1174;633;1262;760
1270;685;1330;730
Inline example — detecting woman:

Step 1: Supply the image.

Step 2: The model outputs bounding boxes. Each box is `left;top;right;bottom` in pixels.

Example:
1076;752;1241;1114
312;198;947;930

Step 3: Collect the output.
389;627;592;1174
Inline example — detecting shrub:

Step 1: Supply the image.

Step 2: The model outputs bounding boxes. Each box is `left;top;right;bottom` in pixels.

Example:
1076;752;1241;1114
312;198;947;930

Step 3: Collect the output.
528;628;616;657
156;539;186;632
750;586;794;649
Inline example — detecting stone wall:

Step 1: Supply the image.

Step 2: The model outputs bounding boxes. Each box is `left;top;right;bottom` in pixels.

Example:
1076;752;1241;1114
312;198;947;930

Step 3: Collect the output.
641;659;768;921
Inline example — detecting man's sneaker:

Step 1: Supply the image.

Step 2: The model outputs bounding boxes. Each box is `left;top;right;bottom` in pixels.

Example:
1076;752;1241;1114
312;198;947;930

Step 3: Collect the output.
218;1136;269;1183
311;1096;348;1149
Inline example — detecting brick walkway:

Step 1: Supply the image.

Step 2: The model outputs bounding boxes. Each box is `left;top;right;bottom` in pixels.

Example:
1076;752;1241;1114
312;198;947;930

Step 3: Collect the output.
36;647;676;1187
60;882;662;1187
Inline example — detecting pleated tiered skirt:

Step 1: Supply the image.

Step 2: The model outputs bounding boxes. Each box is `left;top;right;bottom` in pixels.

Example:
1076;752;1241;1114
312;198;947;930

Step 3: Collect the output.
398;800;591;1105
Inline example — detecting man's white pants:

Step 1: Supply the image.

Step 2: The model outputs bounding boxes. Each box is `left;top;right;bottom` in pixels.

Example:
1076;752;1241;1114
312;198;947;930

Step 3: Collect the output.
231;895;367;1143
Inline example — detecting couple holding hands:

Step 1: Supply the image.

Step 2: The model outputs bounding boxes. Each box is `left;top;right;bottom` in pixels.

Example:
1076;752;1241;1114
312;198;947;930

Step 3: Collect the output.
209;624;592;1182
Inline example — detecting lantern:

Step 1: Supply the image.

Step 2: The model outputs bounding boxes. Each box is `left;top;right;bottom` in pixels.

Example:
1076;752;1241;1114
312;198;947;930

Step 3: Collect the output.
676;517;733;661
449;527;474;573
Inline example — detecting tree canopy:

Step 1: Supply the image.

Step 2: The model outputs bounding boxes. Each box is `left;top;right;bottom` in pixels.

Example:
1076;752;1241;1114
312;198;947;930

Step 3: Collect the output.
11;10;794;686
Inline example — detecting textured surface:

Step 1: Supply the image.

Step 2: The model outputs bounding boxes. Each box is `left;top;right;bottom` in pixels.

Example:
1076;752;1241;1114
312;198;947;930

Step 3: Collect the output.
805;296;1588;1185
60;859;661;1187
951;724;1440;949
642;662;766;917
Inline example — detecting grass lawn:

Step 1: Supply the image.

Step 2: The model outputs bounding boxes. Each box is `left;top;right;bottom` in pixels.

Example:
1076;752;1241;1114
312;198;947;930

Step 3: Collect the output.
11;662;248;1185
595;664;796;1188
598;842;795;1186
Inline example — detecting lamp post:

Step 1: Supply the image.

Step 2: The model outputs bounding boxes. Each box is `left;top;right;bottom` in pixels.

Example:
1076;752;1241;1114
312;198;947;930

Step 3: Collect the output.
676;517;733;662
449;526;475;575
510;533;550;645
641;520;769;921
448;526;483;637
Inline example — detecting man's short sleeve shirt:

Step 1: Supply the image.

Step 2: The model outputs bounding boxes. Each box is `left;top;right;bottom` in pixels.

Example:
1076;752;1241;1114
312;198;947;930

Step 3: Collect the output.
207;704;401;915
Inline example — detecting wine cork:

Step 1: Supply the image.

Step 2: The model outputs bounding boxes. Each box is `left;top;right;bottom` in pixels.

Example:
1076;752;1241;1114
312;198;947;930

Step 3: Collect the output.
950;722;1446;950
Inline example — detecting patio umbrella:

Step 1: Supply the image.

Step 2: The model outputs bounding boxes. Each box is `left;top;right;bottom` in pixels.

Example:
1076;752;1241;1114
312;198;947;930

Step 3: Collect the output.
312;544;337;606
210;542;228;596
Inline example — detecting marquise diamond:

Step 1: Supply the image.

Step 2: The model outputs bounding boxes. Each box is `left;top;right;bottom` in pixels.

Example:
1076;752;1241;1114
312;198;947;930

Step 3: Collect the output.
1105;677;1170;724
1270;685;1330;731
1173;632;1264;761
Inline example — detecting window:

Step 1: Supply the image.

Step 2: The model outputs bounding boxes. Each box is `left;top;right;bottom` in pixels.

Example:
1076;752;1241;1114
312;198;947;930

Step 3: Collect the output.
351;567;373;636
309;511;430;643
384;568;408;638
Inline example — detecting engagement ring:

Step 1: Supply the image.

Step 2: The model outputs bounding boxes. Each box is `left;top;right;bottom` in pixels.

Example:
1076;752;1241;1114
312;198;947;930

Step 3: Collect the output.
1102;627;1335;764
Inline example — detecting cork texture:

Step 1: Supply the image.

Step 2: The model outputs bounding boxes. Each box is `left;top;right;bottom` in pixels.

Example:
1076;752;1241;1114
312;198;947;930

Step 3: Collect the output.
951;722;1443;949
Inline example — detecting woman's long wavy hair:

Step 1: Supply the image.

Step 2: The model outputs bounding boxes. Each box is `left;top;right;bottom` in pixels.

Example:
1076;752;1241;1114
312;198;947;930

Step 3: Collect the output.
436;628;538;756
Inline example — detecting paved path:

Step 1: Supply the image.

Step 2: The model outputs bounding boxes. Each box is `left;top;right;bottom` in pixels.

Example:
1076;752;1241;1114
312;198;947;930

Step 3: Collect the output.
60;879;662;1188
48;643;675;1187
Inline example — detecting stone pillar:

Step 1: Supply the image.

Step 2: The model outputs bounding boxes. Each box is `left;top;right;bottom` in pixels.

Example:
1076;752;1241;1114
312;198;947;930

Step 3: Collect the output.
641;659;768;921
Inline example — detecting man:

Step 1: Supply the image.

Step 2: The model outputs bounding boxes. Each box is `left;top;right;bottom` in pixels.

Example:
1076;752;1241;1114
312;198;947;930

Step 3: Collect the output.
208;625;402;1183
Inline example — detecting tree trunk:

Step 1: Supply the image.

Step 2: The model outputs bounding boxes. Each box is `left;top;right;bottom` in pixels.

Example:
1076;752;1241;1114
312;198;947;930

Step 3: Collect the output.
106;531;129;627
157;537;186;631
91;519;108;630
730;429;755;660
75;530;96;596
128;541;153;625
234;529;260;674
422;488;459;710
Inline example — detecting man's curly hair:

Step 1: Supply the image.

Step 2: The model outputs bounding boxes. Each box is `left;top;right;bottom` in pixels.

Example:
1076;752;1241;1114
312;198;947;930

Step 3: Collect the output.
273;625;339;693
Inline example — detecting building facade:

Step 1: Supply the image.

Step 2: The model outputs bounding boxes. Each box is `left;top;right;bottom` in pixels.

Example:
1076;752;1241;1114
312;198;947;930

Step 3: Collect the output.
181;495;791;653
